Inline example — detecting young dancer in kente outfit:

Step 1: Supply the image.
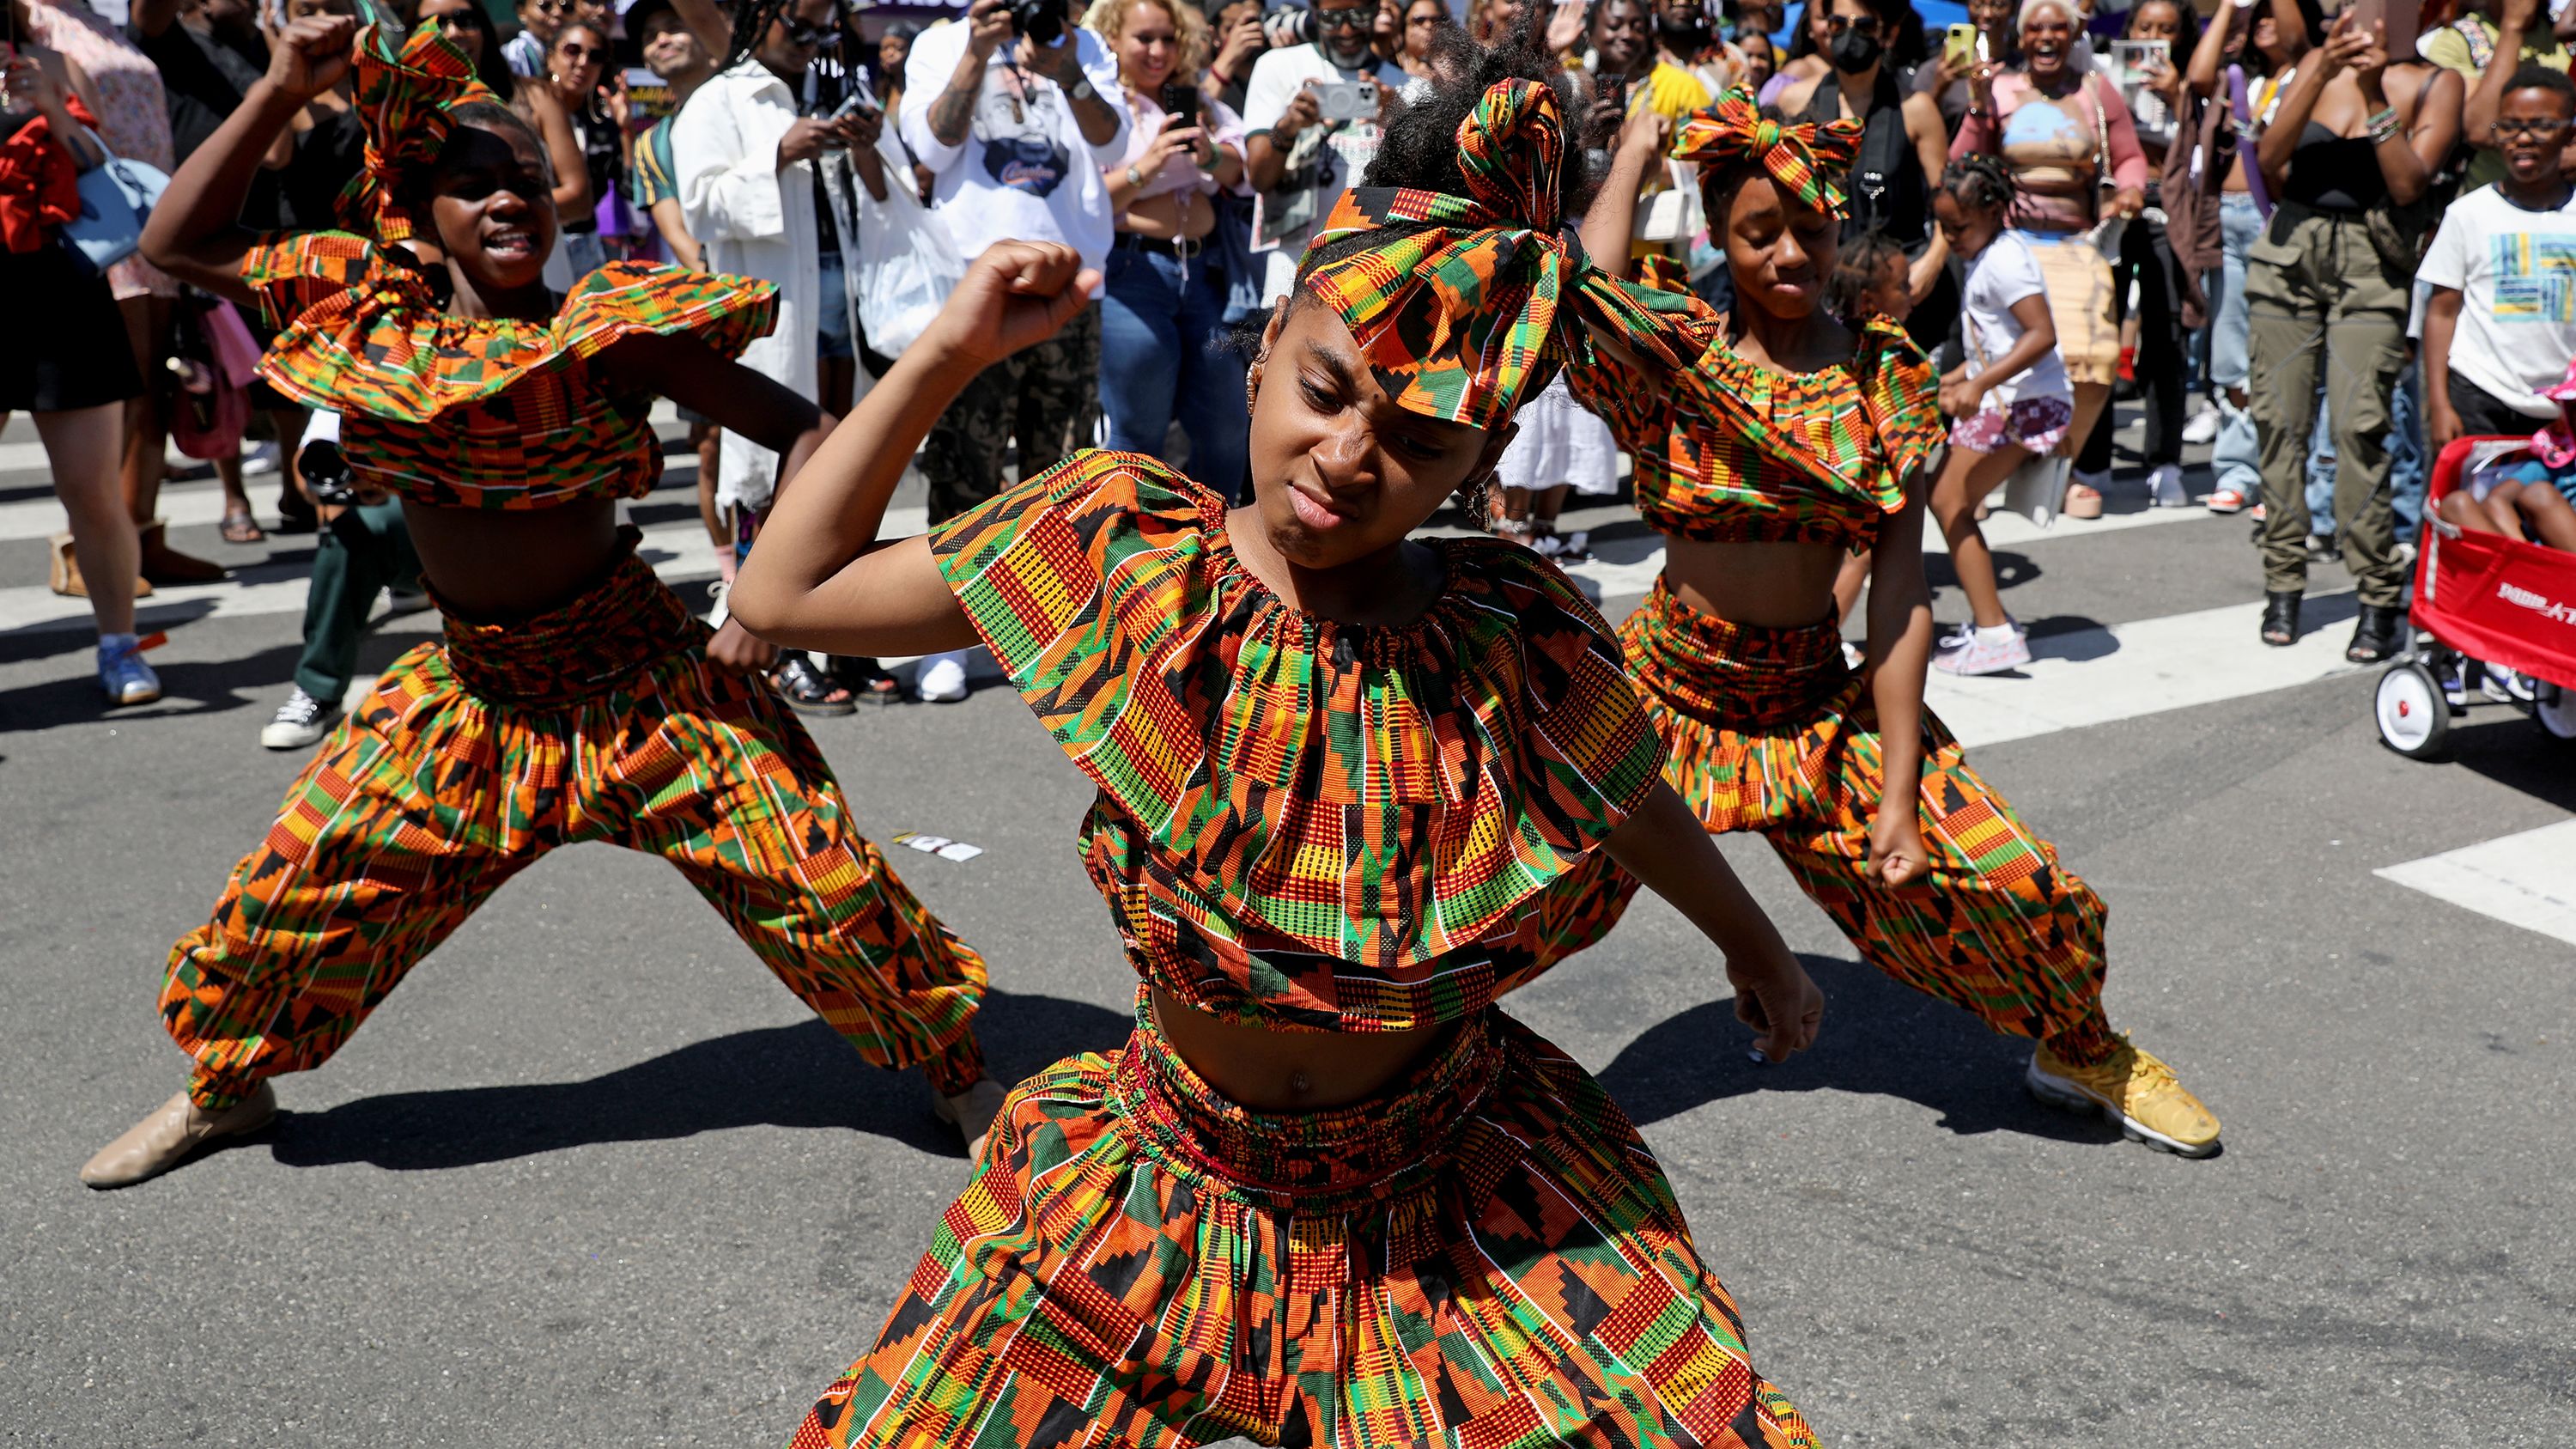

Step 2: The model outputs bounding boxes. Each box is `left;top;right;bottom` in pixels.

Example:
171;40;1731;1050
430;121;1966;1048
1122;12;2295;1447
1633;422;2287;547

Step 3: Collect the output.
79;14;1000;1190
1561;91;2222;1156
732;42;1830;1449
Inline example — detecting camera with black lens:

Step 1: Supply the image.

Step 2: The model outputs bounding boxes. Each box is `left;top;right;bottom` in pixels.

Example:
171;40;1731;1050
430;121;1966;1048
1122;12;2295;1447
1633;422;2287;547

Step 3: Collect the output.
1011;0;1067;46
1261;0;1313;46
299;438;356;509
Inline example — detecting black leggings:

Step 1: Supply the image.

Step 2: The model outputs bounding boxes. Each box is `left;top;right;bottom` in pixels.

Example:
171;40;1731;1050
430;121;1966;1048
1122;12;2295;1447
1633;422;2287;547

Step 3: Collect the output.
2077;214;2190;473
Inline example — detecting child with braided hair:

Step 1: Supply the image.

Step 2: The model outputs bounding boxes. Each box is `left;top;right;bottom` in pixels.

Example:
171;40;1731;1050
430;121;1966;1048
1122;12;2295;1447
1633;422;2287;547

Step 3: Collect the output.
78;13;1002;1190
1567;89;2223;1156
1925;149;2071;675
734;32;1826;1449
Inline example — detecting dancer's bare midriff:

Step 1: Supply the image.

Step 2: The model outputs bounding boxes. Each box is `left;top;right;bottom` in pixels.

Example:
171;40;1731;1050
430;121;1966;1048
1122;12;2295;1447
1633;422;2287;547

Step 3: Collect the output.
1150;986;1449;1111
404;496;627;619
1662;534;1847;630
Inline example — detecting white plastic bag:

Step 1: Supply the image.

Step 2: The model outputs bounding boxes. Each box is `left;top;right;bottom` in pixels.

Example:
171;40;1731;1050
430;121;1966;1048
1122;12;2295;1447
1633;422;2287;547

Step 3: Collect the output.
852;130;963;359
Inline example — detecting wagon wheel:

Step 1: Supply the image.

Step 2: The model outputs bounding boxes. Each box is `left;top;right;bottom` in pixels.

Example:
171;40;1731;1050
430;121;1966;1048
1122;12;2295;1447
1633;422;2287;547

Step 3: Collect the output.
2535;681;2576;745
2375;661;2452;761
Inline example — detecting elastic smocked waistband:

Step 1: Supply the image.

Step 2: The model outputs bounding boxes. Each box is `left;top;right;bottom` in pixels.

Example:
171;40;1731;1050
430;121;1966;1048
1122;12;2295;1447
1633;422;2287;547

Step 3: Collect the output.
1111;990;1506;1212
1622;578;1850;730
435;532;700;705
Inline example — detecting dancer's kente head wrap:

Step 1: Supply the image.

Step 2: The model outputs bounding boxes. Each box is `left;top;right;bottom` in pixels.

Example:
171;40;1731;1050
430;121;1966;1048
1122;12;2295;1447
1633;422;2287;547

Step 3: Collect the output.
337;11;503;243
1669;86;1863;216
1294;79;1618;432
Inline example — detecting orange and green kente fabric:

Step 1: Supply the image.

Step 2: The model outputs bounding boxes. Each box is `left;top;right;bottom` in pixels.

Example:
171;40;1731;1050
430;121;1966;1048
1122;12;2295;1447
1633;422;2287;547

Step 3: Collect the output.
927;452;1668;1029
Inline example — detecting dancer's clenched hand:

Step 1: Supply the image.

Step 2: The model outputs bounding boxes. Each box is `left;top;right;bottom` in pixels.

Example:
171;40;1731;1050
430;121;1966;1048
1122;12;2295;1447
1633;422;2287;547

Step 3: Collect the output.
265;15;355;102
1867;803;1927;887
920;241;1103;371
706;617;778;674
1729;951;1823;1063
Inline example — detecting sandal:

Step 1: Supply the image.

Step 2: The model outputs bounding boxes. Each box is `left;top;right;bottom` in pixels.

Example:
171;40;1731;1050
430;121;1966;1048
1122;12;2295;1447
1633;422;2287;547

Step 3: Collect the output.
770;654;856;715
2260;590;2300;648
220;507;265;545
829;655;904;706
2062;484;2105;520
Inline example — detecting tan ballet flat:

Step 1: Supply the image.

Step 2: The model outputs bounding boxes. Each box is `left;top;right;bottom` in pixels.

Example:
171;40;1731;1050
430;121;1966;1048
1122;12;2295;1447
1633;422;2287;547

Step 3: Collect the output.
79;1082;276;1190
932;1077;1009;1165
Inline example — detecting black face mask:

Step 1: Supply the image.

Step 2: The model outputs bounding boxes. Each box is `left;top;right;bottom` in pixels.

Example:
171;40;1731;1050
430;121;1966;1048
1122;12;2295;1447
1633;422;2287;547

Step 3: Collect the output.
1828;23;1881;71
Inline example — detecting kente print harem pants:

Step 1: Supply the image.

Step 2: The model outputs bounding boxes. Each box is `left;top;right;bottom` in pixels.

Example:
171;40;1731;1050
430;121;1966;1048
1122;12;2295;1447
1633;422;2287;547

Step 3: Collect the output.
791;995;1819;1449
160;547;990;1111
1552;581;2122;1066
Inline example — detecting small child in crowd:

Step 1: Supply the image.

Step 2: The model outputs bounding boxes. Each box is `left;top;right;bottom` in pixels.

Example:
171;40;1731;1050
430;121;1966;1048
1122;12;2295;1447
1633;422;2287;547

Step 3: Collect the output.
2421;65;2576;555
1926;153;2071;677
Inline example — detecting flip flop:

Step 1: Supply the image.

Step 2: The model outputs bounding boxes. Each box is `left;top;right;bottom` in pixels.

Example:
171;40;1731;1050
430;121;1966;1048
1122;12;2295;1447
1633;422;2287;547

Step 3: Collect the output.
220;507;265;545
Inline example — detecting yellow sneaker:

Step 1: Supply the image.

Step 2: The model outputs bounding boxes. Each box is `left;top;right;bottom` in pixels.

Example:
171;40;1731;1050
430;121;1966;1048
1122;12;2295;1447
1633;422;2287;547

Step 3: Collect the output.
2027;1036;2221;1157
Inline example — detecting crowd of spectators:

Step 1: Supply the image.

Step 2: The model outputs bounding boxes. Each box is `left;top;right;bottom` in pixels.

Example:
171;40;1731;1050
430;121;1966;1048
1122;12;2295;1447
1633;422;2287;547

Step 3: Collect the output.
17;0;2576;714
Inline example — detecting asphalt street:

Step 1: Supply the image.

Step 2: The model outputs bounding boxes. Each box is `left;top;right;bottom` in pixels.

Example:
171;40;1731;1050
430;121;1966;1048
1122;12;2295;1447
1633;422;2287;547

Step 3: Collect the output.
3;409;2570;1446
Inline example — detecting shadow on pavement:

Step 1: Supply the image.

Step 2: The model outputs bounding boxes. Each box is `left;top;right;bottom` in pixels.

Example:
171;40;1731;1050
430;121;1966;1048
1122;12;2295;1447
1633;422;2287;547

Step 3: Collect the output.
264;990;1133;1172
2427;709;2576;812
1594;953;2123;1148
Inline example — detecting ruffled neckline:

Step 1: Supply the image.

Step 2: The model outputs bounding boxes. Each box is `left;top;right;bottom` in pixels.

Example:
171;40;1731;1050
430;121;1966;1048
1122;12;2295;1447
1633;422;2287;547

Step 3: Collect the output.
254;243;777;423
932;454;1665;970
1684;313;1932;515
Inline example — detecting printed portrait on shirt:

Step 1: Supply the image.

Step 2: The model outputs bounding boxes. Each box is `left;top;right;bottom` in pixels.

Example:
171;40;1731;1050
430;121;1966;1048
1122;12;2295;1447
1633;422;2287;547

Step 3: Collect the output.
975;82;1072;198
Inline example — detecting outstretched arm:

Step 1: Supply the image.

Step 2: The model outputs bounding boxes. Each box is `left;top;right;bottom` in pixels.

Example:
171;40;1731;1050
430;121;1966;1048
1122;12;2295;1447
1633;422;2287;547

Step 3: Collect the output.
726;241;1100;657
141;15;355;303
1603;784;1825;1061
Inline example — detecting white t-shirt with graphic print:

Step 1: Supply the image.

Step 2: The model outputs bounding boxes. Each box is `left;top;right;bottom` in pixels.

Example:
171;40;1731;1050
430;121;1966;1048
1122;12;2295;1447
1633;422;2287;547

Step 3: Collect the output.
2420;182;2576;420
901;20;1130;275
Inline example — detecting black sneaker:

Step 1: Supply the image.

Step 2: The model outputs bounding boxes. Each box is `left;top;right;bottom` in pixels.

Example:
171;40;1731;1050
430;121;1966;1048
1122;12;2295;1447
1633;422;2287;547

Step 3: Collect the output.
260;687;333;750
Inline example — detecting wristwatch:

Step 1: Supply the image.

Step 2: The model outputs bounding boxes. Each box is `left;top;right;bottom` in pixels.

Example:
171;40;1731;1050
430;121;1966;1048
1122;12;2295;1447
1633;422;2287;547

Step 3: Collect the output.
1125;163;1145;187
1067;75;1097;102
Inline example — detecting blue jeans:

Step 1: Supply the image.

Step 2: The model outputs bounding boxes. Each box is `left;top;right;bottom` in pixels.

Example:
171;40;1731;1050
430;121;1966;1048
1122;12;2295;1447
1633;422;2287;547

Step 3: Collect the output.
2387;361;2427;545
1098;242;1249;499
2209;193;2263;499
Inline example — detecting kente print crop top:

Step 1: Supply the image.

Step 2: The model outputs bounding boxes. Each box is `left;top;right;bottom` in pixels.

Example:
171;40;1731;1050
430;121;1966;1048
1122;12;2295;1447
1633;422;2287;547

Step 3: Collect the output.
1570;271;1944;551
927;451;1668;1033
240;232;777;509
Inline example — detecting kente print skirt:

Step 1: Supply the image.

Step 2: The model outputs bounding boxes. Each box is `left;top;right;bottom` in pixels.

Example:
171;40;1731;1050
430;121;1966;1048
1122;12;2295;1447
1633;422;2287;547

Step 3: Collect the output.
790;993;1819;1449
160;540;990;1107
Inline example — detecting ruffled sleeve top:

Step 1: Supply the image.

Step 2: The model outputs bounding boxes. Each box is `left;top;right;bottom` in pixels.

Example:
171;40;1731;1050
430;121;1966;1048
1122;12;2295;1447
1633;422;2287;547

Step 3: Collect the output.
242;233;777;509
930;451;1667;1032
1570;268;1943;552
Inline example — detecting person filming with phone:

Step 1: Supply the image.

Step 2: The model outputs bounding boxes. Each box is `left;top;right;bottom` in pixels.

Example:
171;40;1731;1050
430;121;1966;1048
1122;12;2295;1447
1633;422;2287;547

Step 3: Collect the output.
1084;0;1251;496
895;0;1126;701
1240;0;1404;301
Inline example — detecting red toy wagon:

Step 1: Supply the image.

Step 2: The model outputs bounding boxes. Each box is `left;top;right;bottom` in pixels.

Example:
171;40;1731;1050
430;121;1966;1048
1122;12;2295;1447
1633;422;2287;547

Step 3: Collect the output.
2374;436;2576;758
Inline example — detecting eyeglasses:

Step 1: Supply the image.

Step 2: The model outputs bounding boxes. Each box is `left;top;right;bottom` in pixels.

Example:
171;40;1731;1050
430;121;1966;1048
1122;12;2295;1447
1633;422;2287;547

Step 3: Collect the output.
556;41;604;58
1821;14;1878;33
781;15;838;46
1314;7;1374;29
527;0;573;13
1406;11;1440;22
2494;115;2572;137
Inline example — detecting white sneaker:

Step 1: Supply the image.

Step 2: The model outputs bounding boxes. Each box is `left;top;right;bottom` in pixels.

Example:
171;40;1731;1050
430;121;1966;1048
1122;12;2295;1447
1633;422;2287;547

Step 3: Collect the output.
240;441;282;476
383;585;430;616
2180;406;2222;445
260;686;334;749
2148;464;2189;508
914;650;970;703
1933;622;2032;676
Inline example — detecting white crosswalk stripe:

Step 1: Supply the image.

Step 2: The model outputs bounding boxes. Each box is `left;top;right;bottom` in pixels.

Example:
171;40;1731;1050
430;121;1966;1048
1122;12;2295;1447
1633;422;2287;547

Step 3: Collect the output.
0;505;933;638
2375;819;2576;947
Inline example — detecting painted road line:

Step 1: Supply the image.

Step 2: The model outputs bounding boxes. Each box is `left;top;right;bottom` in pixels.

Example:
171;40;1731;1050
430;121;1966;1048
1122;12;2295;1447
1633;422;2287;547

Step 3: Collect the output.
1920;591;2362;748
0;505;932;636
2376;819;2576;947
